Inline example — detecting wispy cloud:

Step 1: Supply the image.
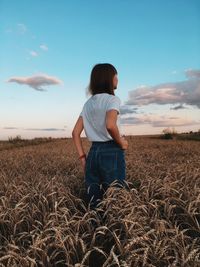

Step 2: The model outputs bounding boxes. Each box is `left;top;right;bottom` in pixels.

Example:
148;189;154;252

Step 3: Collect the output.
170;104;188;110
7;73;63;91
120;113;200;127
119;105;138;115
185;69;200;79
3;127;19;130
40;44;48;51
24;128;65;131
17;23;27;34
5;28;12;33
125;69;200;108
172;70;177;75
30;50;38;57
5;23;27;35
2;127;65;131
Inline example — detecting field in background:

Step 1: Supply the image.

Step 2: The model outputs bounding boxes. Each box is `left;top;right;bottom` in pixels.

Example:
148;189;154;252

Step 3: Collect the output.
0;136;199;266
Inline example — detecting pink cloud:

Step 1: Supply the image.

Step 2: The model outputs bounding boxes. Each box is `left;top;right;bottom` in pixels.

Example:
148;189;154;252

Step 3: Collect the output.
7;73;63;91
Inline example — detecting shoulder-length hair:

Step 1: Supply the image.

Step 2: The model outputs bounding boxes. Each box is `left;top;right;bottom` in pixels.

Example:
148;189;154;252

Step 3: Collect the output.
86;63;117;96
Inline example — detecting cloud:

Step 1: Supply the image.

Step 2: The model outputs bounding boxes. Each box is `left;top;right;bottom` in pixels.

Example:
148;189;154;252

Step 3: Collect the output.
2;127;65;131
120;113;199;127
172;70;177;75
119;105;138;115
24;128;65;131
5;23;27;35
170;104;187;110
17;23;27;34
7;73;63;91
185;69;200;79
40;44;48;51
30;51;38;57
125;69;200;108
29;44;48;57
3;127;19;130
5;28;12;33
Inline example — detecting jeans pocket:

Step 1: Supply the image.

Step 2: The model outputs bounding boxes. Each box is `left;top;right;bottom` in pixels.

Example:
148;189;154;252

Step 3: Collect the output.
99;152;117;173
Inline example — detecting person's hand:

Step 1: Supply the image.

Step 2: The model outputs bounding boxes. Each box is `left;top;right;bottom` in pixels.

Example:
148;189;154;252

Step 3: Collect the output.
120;136;128;150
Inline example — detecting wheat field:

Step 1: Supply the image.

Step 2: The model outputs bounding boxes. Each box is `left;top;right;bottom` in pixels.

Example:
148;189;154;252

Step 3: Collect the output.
0;136;199;267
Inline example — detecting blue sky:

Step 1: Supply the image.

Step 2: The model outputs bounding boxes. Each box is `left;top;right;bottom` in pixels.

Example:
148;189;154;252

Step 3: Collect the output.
0;0;200;140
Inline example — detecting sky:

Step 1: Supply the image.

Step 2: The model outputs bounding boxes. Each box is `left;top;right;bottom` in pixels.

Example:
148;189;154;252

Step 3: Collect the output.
0;0;200;140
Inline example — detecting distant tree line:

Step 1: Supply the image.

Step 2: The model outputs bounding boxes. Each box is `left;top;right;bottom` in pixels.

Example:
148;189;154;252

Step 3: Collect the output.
161;128;200;141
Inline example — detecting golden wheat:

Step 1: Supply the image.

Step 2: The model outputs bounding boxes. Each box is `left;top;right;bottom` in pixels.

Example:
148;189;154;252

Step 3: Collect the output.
0;136;199;266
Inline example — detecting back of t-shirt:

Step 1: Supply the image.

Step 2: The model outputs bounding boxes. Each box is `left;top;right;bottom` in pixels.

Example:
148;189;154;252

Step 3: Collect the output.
79;93;121;141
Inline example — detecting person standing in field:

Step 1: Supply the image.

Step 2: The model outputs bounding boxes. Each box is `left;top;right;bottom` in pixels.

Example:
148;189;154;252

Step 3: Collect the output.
72;63;128;210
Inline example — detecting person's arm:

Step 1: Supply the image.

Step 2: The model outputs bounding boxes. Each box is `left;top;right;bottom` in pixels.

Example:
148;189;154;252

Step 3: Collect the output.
106;110;123;147
72;116;86;158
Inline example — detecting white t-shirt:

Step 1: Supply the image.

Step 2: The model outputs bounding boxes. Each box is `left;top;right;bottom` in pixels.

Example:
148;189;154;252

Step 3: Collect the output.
79;93;122;141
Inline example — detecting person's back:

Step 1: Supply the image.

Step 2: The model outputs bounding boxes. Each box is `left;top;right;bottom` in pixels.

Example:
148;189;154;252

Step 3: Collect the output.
80;93;121;142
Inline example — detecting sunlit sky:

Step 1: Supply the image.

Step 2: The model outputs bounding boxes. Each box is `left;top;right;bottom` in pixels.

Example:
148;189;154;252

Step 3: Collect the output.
0;0;200;140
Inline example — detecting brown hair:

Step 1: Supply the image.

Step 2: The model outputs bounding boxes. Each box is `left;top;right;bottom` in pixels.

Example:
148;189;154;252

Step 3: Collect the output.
86;63;118;96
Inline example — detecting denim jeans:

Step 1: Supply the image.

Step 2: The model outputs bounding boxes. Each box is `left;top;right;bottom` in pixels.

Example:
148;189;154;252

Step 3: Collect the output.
84;139;128;209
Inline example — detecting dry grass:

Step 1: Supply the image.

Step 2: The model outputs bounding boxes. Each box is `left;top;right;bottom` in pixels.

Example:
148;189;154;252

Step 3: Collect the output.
0;136;199;267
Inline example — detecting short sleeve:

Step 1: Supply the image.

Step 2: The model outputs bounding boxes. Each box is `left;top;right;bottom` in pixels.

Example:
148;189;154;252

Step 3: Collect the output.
79;104;85;117
106;96;121;114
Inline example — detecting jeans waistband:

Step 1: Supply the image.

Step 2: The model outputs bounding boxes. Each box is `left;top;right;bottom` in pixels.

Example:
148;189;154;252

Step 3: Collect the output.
91;139;118;147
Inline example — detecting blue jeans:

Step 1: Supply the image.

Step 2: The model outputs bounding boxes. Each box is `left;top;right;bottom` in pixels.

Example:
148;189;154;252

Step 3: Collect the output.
84;139;128;209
